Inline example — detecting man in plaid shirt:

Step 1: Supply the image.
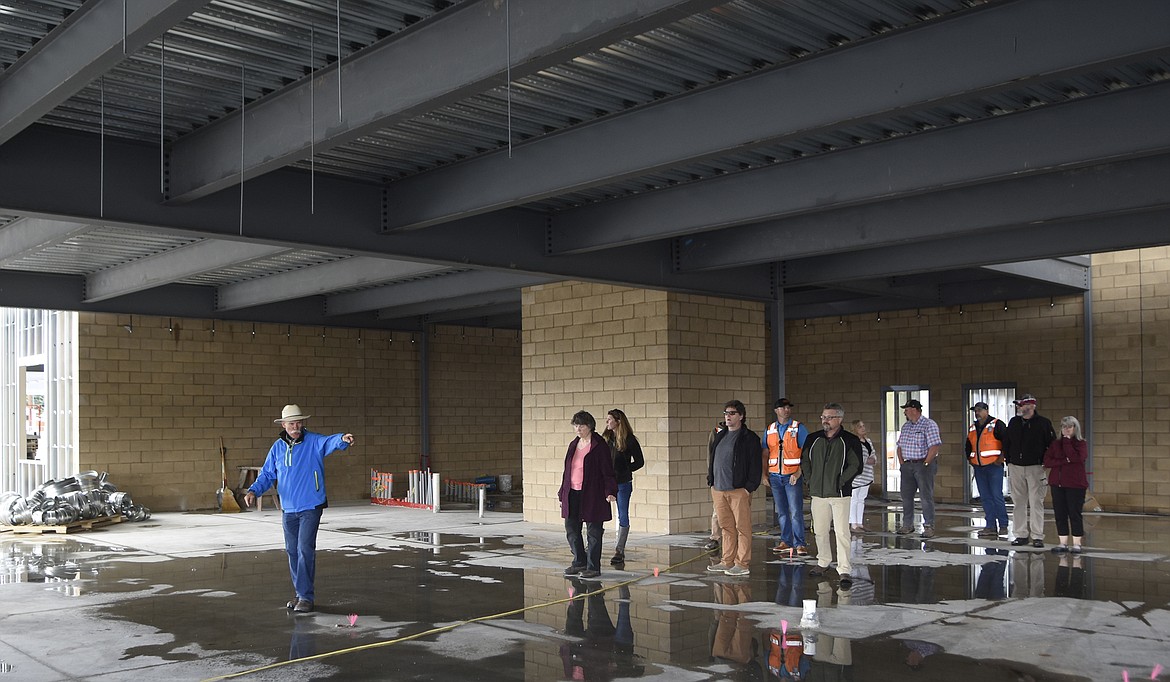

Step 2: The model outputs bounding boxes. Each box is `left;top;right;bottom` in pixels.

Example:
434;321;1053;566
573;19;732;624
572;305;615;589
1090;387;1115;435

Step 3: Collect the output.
896;399;943;538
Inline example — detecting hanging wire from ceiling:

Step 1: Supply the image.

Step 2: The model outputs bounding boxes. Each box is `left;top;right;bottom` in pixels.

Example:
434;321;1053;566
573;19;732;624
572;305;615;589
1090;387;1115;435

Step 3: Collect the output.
239;60;246;235
310;23;316;214
506;0;512;159
337;0;343;122
159;34;166;196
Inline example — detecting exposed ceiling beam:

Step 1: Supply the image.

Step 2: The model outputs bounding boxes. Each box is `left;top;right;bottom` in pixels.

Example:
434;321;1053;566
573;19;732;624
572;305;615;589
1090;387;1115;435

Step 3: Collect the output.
0;126;775;301
215;257;447;311
779;208;1170;288
981;259;1091;290
419;302;519;324
382;0;1170;231
677;153;1170;272
0;268;414;329
84;240;287;303
0;0;206;146
783;279;1081;321
440;312;521;330
329;270;549;316
0;217;89;266
165;0;725;202
376;289;519;320
548;81;1170;254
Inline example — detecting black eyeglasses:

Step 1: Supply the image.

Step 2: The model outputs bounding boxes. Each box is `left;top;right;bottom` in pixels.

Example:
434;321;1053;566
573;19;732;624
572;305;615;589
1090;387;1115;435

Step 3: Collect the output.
820;415;843;420
723;410;741;416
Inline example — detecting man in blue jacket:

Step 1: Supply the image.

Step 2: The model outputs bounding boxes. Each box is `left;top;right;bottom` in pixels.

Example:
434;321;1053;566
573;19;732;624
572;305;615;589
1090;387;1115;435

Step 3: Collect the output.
245;404;355;613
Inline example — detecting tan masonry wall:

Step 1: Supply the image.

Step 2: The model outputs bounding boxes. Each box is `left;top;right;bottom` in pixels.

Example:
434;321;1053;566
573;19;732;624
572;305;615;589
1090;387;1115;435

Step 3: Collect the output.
777;247;1170;515
1090;248;1170;513
521;281;766;534
76;314;520;512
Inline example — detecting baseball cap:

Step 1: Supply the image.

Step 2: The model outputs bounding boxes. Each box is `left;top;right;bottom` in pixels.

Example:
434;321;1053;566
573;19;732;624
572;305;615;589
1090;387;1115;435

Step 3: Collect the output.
774;398;795;409
900;399;923;409
1013;394;1037;406
970;401;989;411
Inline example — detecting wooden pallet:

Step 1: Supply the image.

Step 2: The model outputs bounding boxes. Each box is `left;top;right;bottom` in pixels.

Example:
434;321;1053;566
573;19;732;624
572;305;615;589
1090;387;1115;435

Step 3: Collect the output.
7;515;124;535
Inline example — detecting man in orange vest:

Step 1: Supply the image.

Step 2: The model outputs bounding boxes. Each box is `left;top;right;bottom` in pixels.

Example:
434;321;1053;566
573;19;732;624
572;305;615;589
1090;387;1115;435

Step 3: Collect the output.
764;398;810;556
965;402;1009;538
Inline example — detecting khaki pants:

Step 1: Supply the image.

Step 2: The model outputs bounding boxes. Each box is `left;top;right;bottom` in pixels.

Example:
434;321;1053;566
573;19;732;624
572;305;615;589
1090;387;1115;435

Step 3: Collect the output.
810;496;851;572
711;488;752;568
1009;464;1047;541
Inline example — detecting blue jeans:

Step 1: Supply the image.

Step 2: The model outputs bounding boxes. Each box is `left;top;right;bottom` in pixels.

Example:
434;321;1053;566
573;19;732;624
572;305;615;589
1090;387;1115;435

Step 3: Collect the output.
769;472;805;547
282;507;323;602
972;464;1008;530
616;481;633;527
900;460;935;527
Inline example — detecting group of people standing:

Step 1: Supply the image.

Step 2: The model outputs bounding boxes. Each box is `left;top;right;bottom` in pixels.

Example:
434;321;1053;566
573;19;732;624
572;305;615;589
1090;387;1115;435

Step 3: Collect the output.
967;394;1090;552
704;399;871;586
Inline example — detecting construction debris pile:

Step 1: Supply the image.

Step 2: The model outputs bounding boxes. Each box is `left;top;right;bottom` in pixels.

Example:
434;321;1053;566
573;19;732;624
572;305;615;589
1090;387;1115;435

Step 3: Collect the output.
0;471;151;526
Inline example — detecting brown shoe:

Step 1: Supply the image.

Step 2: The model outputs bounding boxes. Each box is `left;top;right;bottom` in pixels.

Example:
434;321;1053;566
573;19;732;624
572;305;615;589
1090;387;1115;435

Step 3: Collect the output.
771;541;792;553
796;546;809;556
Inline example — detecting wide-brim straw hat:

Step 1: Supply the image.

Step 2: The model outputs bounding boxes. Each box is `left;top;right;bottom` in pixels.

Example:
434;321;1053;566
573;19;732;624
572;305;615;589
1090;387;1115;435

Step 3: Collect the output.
274;404;312;423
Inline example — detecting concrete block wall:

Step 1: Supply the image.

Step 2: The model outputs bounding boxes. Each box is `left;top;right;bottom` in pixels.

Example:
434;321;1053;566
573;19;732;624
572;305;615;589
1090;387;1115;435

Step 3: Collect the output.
666;293;766;533
429;325;522;487
521;281;672;531
521;281;766;534
77;313;520;511
781;297;1085;509
1090;248;1170;513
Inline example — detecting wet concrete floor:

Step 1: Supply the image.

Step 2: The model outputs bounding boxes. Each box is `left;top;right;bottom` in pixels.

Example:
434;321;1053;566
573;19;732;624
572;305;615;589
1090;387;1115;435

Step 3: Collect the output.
1;501;1168;681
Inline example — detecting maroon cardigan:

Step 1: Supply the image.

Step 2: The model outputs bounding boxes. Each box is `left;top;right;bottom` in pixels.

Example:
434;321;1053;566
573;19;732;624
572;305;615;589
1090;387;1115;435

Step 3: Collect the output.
1043;436;1089;489
558;432;618;522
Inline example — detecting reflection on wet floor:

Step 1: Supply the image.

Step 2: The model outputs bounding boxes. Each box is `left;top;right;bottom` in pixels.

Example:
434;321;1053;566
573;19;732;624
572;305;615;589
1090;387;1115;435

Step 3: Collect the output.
0;504;1167;680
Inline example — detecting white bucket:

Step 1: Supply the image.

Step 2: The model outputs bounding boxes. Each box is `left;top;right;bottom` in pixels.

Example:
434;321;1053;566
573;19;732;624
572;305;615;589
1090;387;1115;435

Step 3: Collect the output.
498;474;513;493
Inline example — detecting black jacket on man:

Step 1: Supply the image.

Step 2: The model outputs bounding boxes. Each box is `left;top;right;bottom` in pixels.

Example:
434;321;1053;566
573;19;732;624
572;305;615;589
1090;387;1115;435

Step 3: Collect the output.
1004;413;1056;466
707;426;763;492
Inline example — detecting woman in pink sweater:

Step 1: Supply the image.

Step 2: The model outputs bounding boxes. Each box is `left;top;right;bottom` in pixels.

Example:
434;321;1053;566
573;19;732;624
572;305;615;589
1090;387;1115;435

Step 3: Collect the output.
1043;416;1089;553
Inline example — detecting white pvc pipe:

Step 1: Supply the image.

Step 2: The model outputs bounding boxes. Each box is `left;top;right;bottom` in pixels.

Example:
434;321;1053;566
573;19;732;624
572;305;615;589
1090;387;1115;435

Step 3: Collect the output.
477;486;485;518
432;472;441;513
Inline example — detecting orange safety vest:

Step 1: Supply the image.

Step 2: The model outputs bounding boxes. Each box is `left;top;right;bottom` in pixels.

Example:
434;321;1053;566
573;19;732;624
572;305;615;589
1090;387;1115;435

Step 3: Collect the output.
967;418;1003;466
767;420;803;475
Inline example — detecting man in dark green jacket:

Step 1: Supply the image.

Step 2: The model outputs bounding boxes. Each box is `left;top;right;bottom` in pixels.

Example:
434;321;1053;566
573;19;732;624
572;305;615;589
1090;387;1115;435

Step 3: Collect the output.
801;402;863;587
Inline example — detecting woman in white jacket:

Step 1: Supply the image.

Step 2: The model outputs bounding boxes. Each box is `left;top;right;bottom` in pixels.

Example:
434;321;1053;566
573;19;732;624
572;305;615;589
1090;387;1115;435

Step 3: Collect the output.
849;420;878;533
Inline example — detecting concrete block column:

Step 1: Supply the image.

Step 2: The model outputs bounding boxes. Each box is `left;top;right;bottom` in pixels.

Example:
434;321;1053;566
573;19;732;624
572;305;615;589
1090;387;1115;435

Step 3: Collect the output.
521;281;766;533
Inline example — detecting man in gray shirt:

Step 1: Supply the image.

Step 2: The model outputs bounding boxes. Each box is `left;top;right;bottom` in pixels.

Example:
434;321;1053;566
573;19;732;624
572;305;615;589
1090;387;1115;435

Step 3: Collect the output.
706;400;763;576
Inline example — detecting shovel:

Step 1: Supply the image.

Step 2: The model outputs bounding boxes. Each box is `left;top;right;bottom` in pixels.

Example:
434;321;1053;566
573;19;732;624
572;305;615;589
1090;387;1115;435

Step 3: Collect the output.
218;437;241;513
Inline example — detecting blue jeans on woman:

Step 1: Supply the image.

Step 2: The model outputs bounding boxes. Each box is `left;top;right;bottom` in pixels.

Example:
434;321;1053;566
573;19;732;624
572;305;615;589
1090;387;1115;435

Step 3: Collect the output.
769;472;806;548
615;481;633;527
282;507;323;602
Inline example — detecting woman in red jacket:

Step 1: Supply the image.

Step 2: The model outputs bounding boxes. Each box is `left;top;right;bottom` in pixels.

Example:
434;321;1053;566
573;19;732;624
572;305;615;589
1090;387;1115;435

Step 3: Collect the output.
559;411;618;578
1043;416;1089;553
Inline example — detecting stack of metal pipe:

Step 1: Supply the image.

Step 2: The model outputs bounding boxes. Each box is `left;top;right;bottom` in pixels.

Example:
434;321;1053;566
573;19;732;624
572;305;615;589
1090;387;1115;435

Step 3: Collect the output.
0;471;151;526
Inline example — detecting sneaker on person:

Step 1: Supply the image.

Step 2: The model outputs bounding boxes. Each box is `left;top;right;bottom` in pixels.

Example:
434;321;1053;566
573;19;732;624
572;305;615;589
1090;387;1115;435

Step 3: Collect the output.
564;564;585;576
725;565;750;577
579;568;601;579
293;599;314;613
921;525;936;539
896;526;915;535
706;563;731;574
795;546;809;556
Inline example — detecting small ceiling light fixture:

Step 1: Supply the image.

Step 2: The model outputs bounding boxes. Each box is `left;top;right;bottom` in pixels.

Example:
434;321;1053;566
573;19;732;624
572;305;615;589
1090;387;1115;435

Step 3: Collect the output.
167;318;173;334
876;312;882;322
838;317;845;326
1004;301;1009;311
123;315;133;334
959;305;964;315
211;320;216;336
1050;297;1056;308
